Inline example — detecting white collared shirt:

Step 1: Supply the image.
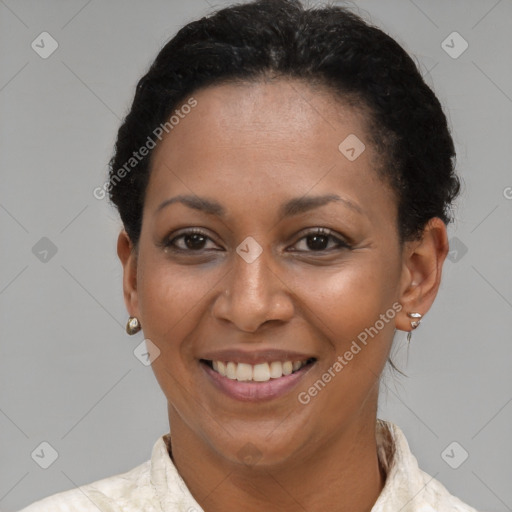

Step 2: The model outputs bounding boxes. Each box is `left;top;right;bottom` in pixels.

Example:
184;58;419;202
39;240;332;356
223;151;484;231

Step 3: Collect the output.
19;420;479;511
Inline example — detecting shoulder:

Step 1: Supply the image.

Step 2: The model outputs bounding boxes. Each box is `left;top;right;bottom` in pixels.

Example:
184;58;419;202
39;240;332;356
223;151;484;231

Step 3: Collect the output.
413;467;480;512
374;420;480;512
18;460;155;512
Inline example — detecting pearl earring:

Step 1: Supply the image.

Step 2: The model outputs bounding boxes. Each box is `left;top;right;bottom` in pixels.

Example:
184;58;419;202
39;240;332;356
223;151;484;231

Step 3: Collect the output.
406;312;422;342
126;316;141;335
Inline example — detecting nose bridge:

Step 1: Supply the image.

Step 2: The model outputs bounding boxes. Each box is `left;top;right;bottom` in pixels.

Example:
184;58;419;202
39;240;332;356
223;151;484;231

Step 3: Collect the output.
213;242;293;331
230;234;271;293
230;246;273;306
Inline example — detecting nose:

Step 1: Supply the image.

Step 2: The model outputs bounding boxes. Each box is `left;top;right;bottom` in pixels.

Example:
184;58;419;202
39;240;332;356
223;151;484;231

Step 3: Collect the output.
211;248;294;333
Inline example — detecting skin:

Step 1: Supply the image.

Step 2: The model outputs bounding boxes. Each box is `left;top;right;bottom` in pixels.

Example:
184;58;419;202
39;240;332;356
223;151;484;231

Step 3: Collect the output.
117;78;449;512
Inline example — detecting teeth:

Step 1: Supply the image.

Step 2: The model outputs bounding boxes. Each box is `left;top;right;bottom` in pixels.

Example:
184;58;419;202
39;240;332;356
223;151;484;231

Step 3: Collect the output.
226;361;237;380
236;363;253;381
269;361;283;379
282;361;293;375
253;363;270;382
210;359;310;382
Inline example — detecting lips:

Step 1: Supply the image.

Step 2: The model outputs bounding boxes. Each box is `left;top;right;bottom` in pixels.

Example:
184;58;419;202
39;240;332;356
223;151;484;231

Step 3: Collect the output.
199;349;317;401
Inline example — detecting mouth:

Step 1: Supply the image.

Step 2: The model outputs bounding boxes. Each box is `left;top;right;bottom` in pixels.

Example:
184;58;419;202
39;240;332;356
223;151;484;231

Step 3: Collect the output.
199;357;317;402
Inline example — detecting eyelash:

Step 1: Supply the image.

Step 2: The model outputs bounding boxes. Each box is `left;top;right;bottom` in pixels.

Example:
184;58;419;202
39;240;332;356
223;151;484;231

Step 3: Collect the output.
162;227;352;254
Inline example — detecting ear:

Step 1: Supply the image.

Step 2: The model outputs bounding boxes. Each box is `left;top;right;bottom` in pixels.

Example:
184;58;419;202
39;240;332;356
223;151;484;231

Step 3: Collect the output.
396;217;449;333
117;230;139;318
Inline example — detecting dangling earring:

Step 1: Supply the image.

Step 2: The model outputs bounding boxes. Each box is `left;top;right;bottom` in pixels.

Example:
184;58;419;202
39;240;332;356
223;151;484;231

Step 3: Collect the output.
126;316;141;335
406;312;422;342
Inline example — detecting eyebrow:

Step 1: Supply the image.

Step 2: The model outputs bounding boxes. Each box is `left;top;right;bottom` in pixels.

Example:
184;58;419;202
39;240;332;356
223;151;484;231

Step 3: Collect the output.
155;193;363;218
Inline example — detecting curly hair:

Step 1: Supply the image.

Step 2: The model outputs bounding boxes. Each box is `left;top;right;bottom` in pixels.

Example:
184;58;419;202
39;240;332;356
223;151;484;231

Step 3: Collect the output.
108;0;459;245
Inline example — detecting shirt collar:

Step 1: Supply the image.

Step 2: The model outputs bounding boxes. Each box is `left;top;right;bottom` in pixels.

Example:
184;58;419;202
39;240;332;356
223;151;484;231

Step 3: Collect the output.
148;420;460;512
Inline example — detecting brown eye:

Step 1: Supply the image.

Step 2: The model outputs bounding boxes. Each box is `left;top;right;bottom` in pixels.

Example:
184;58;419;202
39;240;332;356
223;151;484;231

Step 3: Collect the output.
290;228;351;253
306;234;330;251
182;233;207;250
164;229;220;252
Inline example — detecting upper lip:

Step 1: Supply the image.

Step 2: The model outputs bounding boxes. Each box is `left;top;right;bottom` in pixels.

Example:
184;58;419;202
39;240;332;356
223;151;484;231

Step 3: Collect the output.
200;348;316;365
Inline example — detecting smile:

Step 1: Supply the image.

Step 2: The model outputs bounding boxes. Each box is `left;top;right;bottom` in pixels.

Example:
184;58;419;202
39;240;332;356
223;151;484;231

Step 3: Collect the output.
203;358;315;382
200;356;317;402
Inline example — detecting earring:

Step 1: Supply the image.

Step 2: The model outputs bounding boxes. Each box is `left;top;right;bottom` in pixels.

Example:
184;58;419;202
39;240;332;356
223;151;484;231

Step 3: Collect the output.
406;312;422;342
126;316;141;335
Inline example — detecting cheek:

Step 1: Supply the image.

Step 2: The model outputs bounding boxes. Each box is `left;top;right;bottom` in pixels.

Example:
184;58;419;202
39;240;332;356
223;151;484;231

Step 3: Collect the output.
136;254;224;343
288;253;400;340
290;257;400;422
135;257;213;402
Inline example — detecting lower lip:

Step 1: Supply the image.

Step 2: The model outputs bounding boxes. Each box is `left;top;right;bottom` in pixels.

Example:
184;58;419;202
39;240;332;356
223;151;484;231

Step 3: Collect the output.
201;362;314;402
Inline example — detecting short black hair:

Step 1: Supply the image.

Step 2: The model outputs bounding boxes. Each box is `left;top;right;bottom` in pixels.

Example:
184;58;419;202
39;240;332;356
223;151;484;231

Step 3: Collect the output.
108;0;459;245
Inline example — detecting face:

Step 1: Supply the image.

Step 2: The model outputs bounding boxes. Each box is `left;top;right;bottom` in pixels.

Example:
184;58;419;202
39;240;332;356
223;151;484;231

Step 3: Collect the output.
120;79;422;468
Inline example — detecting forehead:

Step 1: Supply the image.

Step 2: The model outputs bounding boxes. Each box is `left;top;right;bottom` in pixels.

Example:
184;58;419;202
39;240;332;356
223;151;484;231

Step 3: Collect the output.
145;79;396;225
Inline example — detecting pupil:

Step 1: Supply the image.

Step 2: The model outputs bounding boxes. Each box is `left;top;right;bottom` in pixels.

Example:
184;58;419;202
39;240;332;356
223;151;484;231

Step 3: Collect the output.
307;235;328;251
185;233;206;250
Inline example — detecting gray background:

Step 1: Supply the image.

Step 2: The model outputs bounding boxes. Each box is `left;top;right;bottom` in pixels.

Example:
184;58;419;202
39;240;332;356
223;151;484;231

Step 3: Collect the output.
1;0;511;510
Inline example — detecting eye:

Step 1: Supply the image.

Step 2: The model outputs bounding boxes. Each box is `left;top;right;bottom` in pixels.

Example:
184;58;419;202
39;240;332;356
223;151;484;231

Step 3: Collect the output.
163;229;221;252
161;227;351;254
289;228;351;252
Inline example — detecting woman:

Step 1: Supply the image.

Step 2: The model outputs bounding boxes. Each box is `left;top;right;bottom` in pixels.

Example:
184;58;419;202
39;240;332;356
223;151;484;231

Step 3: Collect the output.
21;0;479;510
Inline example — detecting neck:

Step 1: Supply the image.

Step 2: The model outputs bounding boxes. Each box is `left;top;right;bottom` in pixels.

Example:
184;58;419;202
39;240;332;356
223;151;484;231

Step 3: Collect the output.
169;412;386;512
